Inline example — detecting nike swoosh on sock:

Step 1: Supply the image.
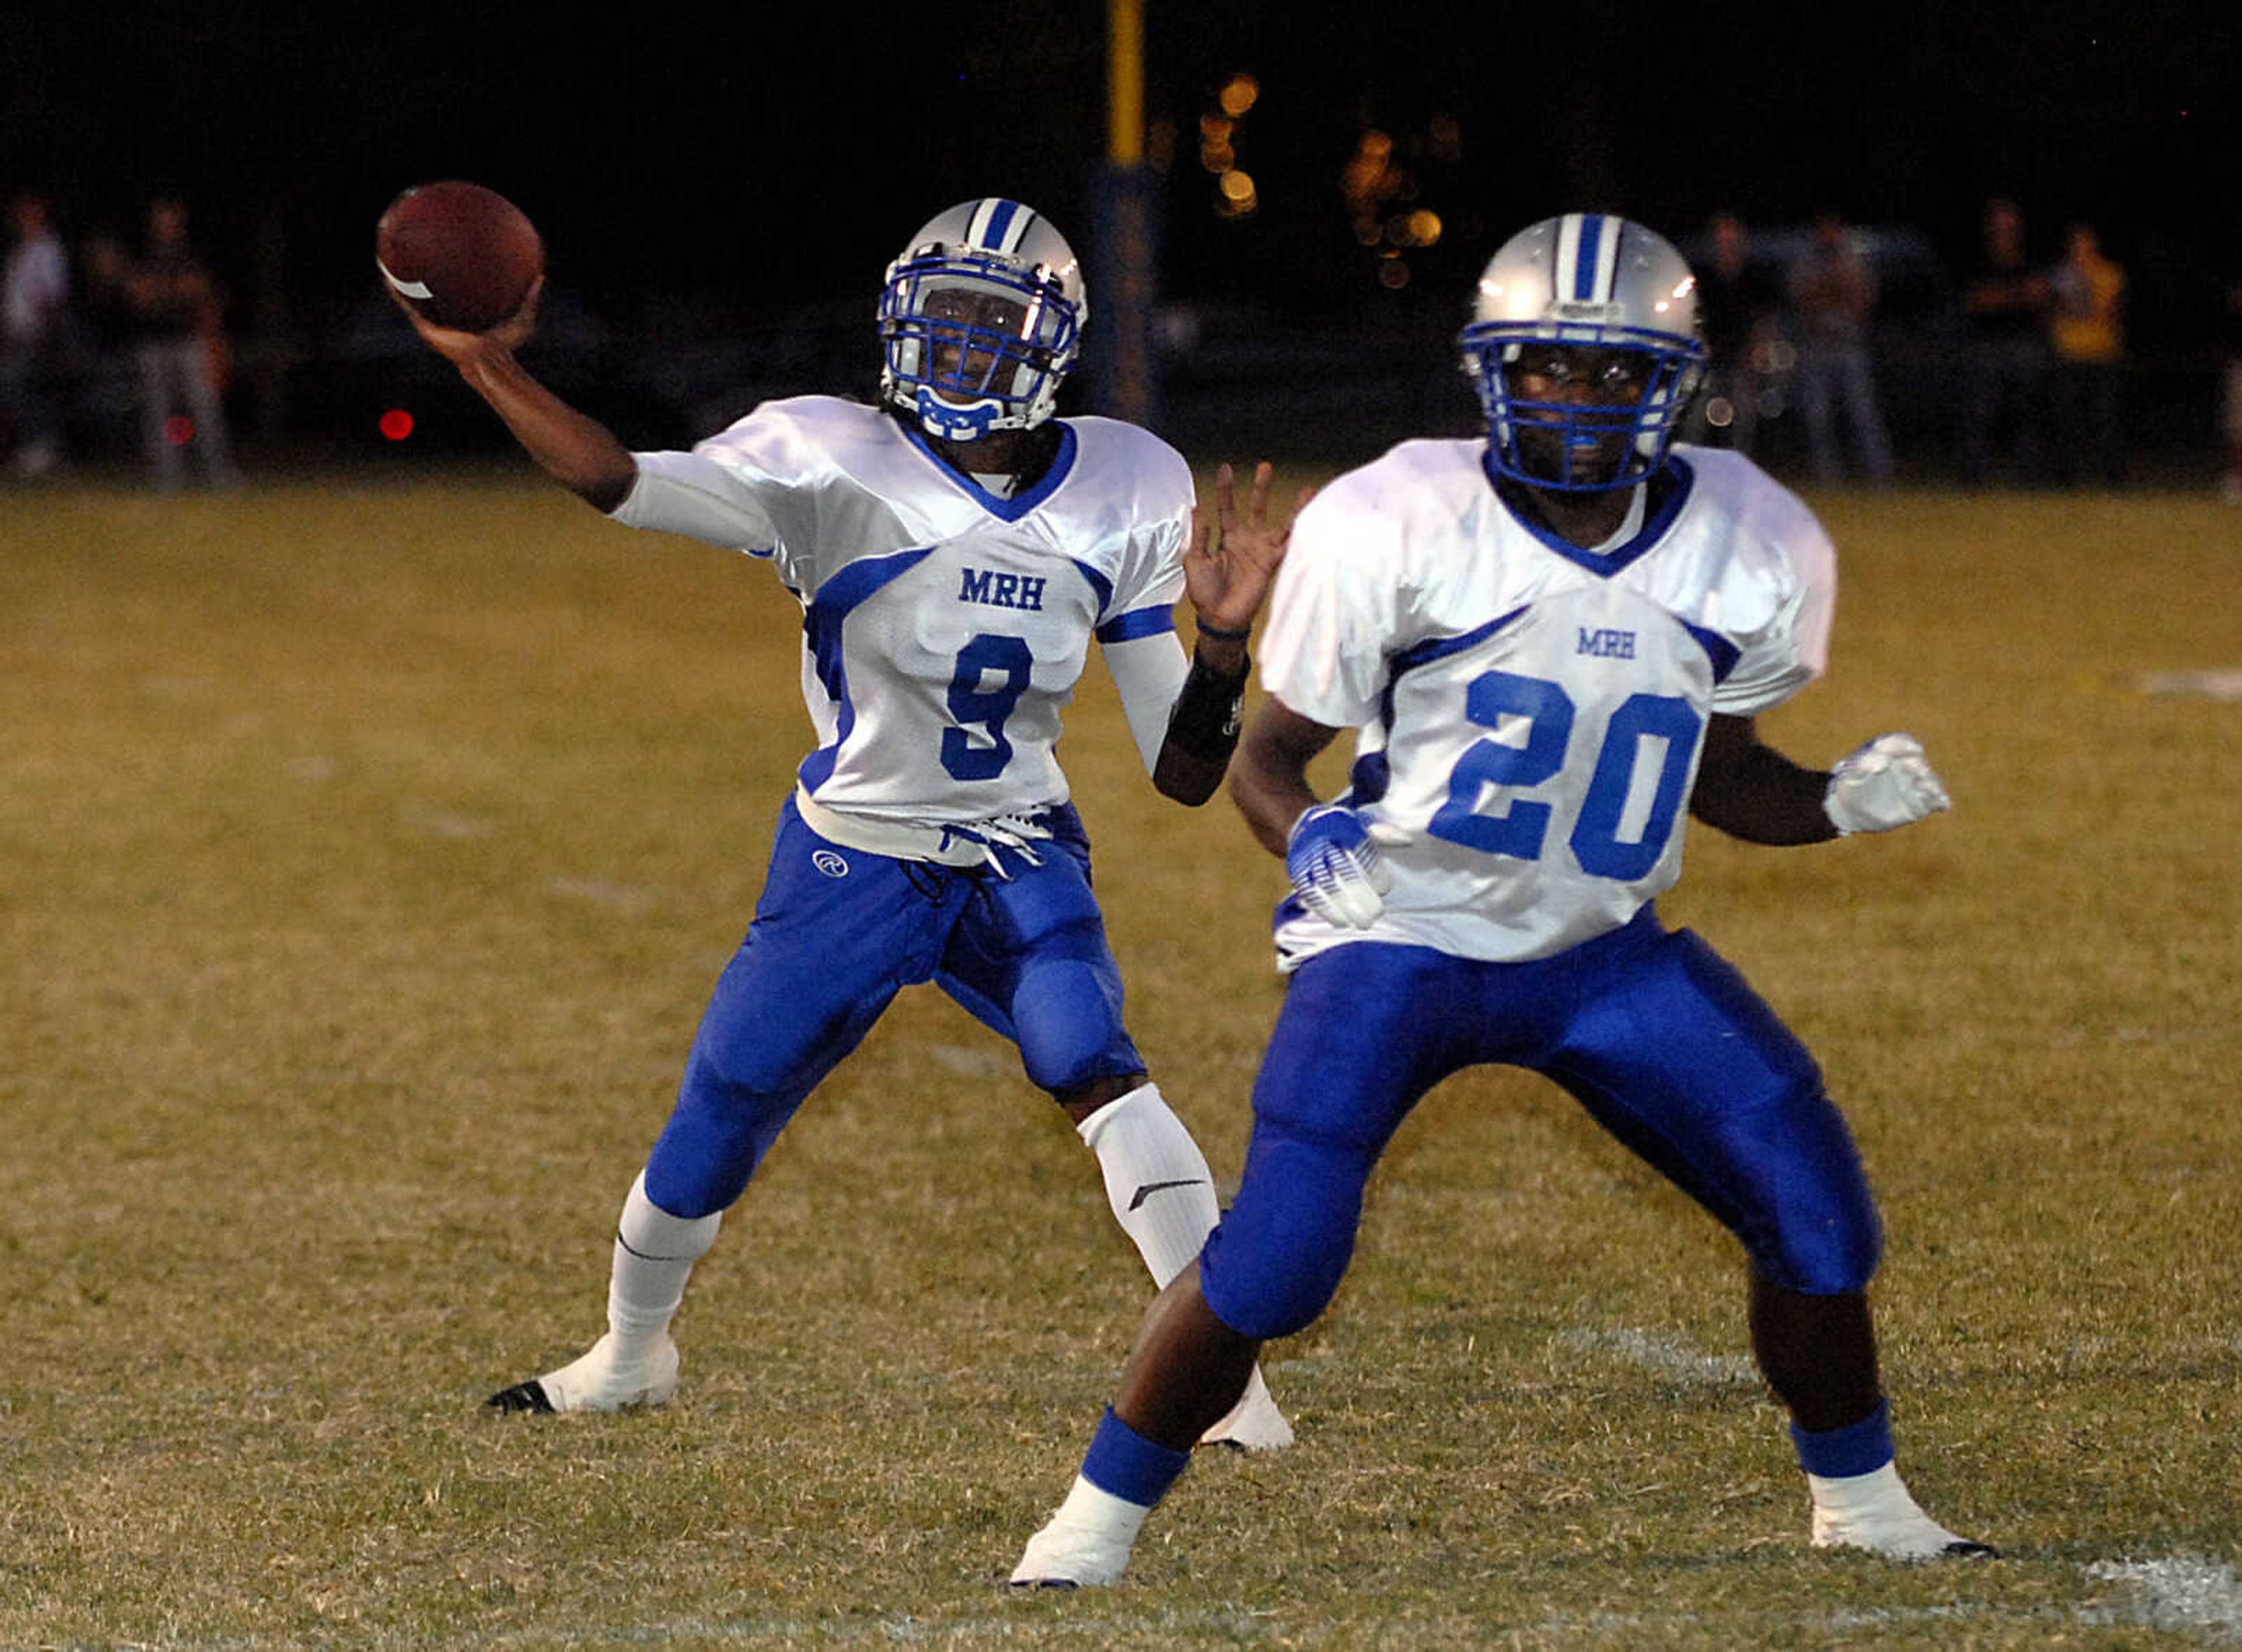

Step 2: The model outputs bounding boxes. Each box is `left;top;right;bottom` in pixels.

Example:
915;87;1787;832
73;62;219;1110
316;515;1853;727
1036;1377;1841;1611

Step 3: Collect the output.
1127;1177;1208;1212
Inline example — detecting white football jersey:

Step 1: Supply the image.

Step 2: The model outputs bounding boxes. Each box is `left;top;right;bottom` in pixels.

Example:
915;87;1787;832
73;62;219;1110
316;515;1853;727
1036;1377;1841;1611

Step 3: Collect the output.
1261;441;1834;968
611;396;1192;831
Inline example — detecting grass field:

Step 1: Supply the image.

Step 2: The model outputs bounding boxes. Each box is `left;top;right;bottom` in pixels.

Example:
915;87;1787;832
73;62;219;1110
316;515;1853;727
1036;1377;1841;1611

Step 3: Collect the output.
4;469;2238;1650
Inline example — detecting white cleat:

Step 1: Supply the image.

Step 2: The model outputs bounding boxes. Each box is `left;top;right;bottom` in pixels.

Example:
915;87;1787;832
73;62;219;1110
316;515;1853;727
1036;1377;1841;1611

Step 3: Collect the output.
1809;1464;1997;1560
485;1332;679;1414
1009;1476;1150;1589
1196;1365;1294;1452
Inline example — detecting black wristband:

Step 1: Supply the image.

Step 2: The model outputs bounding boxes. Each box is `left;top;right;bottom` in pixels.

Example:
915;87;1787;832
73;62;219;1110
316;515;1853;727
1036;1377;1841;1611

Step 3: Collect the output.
1194;619;1252;642
1165;649;1248;764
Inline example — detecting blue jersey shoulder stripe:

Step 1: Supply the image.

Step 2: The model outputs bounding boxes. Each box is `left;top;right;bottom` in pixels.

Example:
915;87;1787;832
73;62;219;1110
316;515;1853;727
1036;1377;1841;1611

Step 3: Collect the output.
798;547;934;793
1390;605;1531;677
1682;622;1742;684
809;546;934;621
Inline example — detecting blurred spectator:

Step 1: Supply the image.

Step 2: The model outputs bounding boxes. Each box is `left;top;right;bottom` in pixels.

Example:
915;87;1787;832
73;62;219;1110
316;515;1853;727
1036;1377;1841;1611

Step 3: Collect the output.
113;195;239;490
1;191;71;479
1683;210;1781;455
2046;222;2127;489
1958;197;2052;487
1785;211;1893;486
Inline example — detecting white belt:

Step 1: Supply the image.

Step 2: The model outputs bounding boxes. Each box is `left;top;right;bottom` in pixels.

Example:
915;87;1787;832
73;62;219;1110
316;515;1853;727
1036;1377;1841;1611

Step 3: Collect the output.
792;783;1054;875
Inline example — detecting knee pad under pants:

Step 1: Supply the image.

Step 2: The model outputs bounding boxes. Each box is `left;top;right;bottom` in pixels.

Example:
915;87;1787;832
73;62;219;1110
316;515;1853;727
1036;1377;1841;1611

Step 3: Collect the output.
1199;1119;1380;1340
934;811;1144;1095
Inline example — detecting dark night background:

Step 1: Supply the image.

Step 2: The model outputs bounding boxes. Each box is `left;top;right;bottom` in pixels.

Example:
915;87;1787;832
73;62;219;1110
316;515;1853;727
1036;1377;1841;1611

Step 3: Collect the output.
4;0;2238;468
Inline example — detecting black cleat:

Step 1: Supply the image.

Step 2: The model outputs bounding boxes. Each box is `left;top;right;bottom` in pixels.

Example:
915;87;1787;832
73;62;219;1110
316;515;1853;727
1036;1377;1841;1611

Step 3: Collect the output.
485;1379;556;1414
1943;1539;2001;1559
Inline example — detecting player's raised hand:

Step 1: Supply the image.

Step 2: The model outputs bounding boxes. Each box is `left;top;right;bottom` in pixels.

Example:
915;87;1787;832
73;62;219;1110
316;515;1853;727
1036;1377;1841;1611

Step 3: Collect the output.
388;274;544;367
381;273;636;511
1186;461;1312;643
1823;732;1952;835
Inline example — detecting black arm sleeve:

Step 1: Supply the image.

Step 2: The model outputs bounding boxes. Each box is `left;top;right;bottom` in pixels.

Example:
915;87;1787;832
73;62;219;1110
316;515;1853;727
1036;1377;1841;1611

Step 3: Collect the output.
1151;649;1248;806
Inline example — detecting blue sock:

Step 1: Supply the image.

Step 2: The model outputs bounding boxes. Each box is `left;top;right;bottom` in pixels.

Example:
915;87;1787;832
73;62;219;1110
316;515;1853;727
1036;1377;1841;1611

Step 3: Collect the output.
1079;1407;1193;1508
1791;1397;1895;1479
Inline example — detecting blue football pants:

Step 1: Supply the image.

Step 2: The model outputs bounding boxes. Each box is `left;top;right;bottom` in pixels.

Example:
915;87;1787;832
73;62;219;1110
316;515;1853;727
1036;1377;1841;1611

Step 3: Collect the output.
1200;908;1883;1339
642;797;1144;1218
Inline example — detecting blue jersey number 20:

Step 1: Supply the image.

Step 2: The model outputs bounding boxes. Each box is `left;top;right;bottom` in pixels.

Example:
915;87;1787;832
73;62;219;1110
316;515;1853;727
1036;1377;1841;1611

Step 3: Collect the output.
942;633;1035;780
1428;670;1701;881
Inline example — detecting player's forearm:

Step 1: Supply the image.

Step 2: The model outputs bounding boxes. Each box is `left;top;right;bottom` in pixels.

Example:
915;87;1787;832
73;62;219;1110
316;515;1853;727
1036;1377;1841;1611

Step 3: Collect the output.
1689;736;1839;845
452;346;636;511
1230;705;1335;858
1151;645;1250;806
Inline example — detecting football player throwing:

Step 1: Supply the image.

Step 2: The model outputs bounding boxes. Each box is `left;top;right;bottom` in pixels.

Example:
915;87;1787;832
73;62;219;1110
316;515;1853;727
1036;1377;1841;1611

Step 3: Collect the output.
391;198;1295;1451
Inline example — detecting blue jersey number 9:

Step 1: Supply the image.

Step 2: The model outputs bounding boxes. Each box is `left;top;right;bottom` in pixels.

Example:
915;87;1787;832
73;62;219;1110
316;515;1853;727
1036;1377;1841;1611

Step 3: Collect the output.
942;633;1035;780
1428;670;1701;880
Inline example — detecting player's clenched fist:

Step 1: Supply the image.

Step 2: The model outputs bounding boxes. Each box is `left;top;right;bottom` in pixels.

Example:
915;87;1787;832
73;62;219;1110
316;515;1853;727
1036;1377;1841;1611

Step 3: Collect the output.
1285;804;1394;928
1823;733;1952;835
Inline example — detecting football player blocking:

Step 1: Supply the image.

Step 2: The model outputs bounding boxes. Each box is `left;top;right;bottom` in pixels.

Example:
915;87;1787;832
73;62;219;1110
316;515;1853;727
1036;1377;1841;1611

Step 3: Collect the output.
388;198;1293;1450
1011;213;1994;1587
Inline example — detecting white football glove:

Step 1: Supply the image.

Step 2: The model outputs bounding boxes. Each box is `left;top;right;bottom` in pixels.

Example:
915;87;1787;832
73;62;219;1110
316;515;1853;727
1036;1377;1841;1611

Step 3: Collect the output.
1823;733;1952;835
1285;804;1395;929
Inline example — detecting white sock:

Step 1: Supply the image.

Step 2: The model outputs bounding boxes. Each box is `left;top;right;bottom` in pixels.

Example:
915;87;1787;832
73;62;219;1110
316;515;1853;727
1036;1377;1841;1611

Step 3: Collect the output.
1807;1460;1979;1557
1808;1460;1912;1517
1053;1471;1153;1538
1076;1082;1221;1288
605;1172;722;1360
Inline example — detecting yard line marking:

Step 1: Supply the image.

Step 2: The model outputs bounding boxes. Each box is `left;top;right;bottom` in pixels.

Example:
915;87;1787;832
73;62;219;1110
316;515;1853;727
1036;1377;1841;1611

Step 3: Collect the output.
546;875;658;912
2128;668;2242;700
2084;1556;2242;1638
1558;1325;1760;1386
398;804;495;839
59;1557;2242;1650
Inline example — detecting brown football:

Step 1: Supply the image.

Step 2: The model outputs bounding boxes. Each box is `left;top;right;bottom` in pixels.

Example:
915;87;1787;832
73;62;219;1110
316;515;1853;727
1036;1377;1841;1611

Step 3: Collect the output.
375;181;544;331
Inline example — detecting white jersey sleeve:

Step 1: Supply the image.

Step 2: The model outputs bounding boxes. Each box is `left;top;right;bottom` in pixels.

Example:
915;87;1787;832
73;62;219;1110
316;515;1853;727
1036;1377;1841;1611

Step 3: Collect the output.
611;398;879;598
1088;424;1193;625
610;448;781;557
1087;421;1194;775
1256;466;1409;732
1688;451;1836;715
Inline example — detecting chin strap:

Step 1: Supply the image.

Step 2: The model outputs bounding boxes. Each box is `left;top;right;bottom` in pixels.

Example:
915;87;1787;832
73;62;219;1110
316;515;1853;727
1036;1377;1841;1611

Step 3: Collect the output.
914;386;1007;442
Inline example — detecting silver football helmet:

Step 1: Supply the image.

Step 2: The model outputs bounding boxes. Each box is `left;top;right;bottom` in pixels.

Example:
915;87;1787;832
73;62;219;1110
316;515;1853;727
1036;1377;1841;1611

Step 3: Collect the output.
1460;213;1708;492
878;198;1087;442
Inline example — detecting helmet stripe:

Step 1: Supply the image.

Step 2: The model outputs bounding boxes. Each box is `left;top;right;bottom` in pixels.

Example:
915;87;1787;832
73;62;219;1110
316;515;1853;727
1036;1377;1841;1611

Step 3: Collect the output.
1564;212;1619;302
966;198;1033;255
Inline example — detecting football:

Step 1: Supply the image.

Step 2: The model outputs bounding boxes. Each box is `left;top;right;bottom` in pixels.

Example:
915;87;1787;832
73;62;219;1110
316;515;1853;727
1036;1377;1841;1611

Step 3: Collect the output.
375;180;544;332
